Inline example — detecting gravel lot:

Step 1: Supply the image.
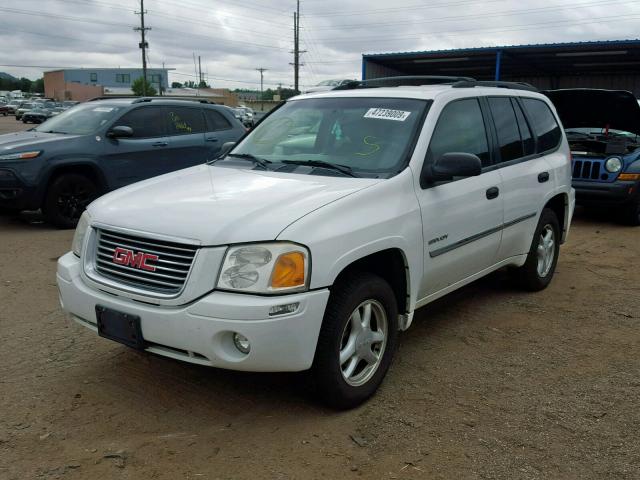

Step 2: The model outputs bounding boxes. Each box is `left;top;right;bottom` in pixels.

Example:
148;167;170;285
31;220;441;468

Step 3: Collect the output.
1;208;638;480
0;114;638;478
0;114;33;134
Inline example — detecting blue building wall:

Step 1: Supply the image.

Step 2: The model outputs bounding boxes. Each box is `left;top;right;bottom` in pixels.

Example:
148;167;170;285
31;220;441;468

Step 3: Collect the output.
61;68;169;89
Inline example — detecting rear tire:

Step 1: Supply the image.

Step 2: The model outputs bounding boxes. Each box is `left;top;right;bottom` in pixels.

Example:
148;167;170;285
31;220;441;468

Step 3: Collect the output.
43;173;99;229
312;271;398;410
511;208;560;291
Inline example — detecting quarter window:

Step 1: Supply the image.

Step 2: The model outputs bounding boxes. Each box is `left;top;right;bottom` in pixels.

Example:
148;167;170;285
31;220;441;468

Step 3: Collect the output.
116;107;165;138
428;98;490;167
488;97;523;162
165;107;205;135
521;98;562;152
513;100;535;156
204;109;232;131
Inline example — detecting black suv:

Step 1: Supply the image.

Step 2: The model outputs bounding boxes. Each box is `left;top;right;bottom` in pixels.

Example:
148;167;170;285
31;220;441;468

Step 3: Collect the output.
0;98;246;227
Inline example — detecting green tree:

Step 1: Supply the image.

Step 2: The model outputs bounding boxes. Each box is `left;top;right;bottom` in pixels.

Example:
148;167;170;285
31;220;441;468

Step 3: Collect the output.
31;78;44;93
131;77;157;96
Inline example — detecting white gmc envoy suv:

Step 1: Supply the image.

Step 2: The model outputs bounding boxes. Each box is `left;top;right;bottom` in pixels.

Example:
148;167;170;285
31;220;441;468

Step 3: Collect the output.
57;78;575;408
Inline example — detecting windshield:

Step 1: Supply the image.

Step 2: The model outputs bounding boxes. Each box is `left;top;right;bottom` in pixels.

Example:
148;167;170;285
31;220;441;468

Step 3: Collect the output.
34;103;124;135
229;97;428;177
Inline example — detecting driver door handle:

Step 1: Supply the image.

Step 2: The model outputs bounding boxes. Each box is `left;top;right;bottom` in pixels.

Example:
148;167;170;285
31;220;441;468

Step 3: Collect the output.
152;141;168;147
205;137;219;142
486;186;500;200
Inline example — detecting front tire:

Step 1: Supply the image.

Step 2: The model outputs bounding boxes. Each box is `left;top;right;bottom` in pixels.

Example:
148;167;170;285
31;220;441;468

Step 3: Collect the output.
312;271;398;409
511;208;560;291
43;173;99;228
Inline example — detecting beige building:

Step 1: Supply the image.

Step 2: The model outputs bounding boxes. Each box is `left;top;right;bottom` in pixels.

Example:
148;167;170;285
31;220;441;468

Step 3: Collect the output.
44;70;104;101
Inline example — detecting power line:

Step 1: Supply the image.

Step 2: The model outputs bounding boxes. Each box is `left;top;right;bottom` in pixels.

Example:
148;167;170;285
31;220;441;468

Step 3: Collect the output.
304;0;637;31
316;13;640;44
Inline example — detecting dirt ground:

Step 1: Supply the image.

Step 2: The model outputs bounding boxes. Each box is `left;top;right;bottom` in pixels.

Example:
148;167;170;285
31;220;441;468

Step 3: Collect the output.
0;207;639;480
0;115;33;134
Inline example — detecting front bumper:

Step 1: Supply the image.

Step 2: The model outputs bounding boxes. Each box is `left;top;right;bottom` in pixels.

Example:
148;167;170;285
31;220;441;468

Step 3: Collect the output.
56;252;330;372
573;179;639;206
0;168;37;210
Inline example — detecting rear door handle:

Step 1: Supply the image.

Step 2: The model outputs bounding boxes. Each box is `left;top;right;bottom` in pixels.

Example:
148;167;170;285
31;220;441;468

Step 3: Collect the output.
538;172;550;183
486;186;500;200
152;141;168;147
205;137;219;142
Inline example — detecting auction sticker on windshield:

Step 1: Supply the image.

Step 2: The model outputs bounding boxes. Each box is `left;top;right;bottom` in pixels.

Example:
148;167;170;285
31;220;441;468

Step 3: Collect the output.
364;108;411;122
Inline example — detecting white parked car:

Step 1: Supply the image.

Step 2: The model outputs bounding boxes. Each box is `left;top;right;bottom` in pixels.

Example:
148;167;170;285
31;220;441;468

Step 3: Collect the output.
57;79;575;408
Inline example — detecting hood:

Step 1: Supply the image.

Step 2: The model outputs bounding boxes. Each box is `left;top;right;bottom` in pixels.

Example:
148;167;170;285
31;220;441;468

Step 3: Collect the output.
88;164;380;245
0;131;80;153
544;89;640;135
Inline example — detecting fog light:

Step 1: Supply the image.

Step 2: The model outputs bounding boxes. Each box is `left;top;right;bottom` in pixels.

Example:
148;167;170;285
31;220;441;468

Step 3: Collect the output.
233;333;251;354
269;302;300;316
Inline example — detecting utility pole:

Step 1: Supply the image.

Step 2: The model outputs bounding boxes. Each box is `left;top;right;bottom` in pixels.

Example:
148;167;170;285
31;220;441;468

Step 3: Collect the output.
256;68;267;111
134;0;151;96
198;55;202;88
290;0;306;93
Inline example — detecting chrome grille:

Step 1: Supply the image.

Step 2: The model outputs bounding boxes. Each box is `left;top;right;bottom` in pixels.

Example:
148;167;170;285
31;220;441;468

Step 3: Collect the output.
94;229;198;294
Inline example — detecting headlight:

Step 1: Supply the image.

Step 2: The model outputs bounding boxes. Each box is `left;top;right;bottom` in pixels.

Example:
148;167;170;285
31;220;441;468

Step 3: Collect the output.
71;211;91;257
605;157;622;173
217;242;309;294
0;151;42;161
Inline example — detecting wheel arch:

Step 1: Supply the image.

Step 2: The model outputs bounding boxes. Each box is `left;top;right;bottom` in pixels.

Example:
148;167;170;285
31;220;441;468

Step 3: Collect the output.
40;161;108;201
330;247;411;326
543;192;569;243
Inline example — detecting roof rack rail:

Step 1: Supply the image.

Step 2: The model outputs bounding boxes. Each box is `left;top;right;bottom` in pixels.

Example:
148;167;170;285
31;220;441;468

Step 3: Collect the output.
87;96;136;101
87;96;217;104
334;75;476;90
452;80;538;92
132;96;216;104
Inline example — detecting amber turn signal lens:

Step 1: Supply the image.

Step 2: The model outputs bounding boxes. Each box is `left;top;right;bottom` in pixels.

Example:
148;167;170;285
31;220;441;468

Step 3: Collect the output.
270;252;305;289
618;173;640;181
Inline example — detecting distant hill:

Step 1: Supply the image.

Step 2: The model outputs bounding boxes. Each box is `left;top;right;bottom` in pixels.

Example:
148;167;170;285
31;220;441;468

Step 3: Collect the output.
0;72;18;81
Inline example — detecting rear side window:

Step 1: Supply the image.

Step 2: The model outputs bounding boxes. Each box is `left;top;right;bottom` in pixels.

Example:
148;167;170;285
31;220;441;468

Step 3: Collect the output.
488;97;523;162
513;100;535;156
117;107;165;138
428;98;490;166
165;106;205;136
521;98;562;152
204;109;232;131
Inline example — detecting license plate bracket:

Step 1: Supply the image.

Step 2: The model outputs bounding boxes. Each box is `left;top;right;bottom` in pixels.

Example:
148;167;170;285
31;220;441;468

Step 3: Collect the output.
96;305;145;350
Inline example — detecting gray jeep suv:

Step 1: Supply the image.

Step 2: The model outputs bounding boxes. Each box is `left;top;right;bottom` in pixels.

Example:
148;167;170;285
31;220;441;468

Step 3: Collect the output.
0;97;246;227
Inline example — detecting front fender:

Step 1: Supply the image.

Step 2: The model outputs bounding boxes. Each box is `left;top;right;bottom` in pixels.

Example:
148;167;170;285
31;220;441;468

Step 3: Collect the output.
277;169;423;313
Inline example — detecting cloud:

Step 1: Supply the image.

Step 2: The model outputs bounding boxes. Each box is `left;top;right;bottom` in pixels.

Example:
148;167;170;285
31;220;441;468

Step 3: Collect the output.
0;0;638;88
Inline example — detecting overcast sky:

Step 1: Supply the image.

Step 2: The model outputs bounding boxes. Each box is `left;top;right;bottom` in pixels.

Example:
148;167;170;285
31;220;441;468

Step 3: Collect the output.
1;0;639;89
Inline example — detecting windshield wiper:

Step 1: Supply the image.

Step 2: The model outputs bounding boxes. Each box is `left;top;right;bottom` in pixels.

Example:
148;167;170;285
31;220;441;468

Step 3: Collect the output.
210;153;272;169
42;130;68;134
281;159;357;177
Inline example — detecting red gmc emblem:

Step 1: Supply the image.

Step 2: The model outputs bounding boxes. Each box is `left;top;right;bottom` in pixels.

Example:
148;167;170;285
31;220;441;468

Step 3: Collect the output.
112;247;159;272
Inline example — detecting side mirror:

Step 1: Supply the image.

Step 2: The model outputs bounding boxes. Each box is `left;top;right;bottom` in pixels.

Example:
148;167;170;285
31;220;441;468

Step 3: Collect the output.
220;141;236;157
423;152;482;184
107;126;134;139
